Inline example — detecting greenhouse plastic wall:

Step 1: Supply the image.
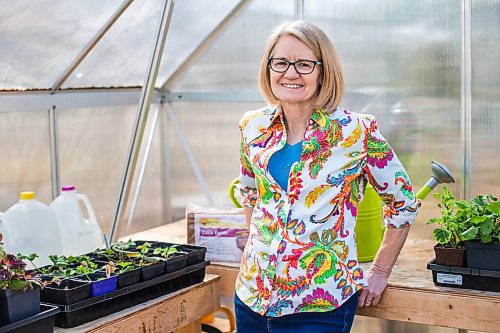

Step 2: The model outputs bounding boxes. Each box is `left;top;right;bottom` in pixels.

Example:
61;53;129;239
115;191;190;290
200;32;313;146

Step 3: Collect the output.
0;1;499;331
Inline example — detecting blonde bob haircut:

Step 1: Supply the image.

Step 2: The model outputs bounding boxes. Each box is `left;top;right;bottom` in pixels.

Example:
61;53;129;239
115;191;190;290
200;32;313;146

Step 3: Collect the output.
258;20;344;113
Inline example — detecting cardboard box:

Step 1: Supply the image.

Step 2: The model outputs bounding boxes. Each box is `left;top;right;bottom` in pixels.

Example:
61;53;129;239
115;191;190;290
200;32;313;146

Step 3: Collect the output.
186;204;246;264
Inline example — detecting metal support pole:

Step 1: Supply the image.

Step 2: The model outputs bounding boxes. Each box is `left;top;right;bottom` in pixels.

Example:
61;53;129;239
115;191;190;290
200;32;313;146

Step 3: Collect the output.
461;0;472;200
110;0;175;242
165;102;214;206
51;0;134;91
295;0;304;20
49;105;60;200
124;105;160;234
159;101;171;226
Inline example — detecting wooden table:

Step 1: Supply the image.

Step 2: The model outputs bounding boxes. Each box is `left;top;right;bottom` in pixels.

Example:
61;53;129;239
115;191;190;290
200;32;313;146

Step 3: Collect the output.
54;274;220;333
123;220;500;333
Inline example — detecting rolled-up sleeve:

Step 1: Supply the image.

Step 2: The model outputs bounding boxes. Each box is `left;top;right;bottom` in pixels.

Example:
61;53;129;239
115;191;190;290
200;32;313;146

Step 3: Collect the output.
363;115;419;228
237;126;257;207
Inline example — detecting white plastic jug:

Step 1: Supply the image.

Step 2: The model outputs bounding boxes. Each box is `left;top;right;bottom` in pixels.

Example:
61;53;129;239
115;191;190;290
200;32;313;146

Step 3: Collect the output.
50;185;103;255
0;212;17;254
4;191;63;267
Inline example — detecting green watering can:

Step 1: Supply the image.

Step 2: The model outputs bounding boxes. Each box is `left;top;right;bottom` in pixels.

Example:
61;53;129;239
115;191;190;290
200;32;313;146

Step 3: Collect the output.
228;161;455;262
356;161;455;261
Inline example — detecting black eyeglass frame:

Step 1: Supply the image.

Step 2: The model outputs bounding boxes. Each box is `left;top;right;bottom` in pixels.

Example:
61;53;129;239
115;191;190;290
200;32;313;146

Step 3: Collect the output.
268;58;323;74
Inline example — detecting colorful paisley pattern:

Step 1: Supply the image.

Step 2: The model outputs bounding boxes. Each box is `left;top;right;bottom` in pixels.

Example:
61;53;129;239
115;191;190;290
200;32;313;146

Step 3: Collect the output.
235;106;419;317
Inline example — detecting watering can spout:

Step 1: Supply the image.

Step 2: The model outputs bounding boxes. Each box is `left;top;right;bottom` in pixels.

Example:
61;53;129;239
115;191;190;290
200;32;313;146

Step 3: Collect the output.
416;161;455;200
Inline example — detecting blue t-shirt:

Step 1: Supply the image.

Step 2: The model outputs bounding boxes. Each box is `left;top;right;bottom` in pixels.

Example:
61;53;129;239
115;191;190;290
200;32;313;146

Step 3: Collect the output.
268;141;303;191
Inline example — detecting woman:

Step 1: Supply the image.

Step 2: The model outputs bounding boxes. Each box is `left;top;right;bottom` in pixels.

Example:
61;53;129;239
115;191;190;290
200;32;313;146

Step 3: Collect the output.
235;20;419;333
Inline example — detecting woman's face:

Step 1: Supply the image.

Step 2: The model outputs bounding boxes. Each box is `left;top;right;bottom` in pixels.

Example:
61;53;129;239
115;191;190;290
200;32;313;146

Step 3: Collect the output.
269;35;321;110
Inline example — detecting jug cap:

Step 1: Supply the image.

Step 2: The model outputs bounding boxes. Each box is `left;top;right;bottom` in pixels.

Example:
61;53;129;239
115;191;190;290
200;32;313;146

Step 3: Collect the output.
61;185;76;191
20;191;35;200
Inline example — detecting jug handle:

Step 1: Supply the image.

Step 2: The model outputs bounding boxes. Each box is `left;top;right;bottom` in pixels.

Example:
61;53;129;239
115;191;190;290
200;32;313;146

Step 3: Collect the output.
77;194;100;227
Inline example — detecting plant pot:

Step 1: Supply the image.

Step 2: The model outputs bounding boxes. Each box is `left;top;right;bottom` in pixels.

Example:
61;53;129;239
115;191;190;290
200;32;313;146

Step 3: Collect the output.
465;241;500;271
41;279;91;305
75;272;118;297
116;266;141;288
0;286;40;325
140;260;165;281
434;244;465;267
164;252;189;273
134;241;207;266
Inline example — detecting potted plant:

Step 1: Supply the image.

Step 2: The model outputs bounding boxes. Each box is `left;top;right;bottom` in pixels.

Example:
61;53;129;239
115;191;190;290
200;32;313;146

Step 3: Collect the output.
152;245;189;273
427;186;474;267
0;243;42;325
461;194;500;270
75;261;117;297
135;242;164;280
40;276;91;305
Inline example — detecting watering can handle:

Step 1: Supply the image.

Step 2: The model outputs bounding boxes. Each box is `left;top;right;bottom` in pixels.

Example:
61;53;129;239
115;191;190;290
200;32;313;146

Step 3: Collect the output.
416;186;432;201
228;178;242;208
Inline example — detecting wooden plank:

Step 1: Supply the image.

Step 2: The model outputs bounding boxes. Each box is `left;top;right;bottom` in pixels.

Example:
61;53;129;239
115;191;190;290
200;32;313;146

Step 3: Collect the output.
174;319;201;333
54;274;220;333
357;286;500;332
119;220;500;331
207;264;239;298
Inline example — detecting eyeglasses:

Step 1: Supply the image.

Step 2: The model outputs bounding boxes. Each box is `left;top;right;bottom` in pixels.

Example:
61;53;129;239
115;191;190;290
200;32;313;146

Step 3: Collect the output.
268;58;322;74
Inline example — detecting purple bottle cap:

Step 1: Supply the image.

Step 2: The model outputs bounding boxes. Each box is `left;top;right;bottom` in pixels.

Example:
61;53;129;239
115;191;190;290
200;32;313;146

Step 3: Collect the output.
61;185;76;191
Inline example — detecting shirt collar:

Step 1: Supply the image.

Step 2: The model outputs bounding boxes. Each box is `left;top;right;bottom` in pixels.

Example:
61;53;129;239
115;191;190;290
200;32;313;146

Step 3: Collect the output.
267;105;331;130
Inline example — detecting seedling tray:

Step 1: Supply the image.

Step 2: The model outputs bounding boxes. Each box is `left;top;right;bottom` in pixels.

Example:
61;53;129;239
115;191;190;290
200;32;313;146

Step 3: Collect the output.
427;259;500;292
46;260;210;328
42;279;91;305
0;304;59;333
134;240;207;266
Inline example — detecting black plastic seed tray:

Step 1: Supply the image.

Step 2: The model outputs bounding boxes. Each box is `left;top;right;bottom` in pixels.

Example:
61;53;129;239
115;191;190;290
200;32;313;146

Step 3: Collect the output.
0;304;59;333
41;279;91;305
165;252;189;273
133;240;207;266
46;260;210;328
427;259;500;292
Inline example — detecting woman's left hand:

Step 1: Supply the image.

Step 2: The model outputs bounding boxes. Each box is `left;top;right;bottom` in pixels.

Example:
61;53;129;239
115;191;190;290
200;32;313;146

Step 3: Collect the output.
357;267;389;308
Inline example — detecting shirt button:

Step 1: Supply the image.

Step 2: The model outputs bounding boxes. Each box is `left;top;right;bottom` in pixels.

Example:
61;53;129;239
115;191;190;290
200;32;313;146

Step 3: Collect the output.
309;119;314;125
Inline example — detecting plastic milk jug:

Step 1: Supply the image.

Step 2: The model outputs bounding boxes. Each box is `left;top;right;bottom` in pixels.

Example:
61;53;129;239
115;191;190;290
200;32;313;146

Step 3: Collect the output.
0;212;17;254
50;185;103;255
4;191;63;267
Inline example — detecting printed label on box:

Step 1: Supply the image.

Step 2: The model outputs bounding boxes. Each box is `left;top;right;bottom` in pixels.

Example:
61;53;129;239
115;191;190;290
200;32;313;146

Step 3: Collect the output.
437;273;463;285
194;214;247;263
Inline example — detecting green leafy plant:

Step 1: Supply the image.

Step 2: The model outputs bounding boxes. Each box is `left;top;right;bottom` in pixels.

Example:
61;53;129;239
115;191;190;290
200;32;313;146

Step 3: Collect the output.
136;242;153;267
0;245;42;291
428;186;500;247
152;245;179;259
461;194;500;243
427;186;472;248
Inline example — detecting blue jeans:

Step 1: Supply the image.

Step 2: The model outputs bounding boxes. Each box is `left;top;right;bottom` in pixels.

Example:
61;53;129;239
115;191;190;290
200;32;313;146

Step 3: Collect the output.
234;292;359;333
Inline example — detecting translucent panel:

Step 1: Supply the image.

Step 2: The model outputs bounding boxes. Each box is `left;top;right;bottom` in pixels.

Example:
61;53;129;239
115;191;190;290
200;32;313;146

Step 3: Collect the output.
57;106;136;236
305;1;462;239
62;0;163;88
166;102;262;221
171;0;295;91
0;111;52;209
63;0;240;89
0;0;121;90
471;0;500;197
156;0;243;87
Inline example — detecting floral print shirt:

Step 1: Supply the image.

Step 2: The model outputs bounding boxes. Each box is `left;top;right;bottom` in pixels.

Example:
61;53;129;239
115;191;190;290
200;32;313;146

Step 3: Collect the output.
235;106;419;317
